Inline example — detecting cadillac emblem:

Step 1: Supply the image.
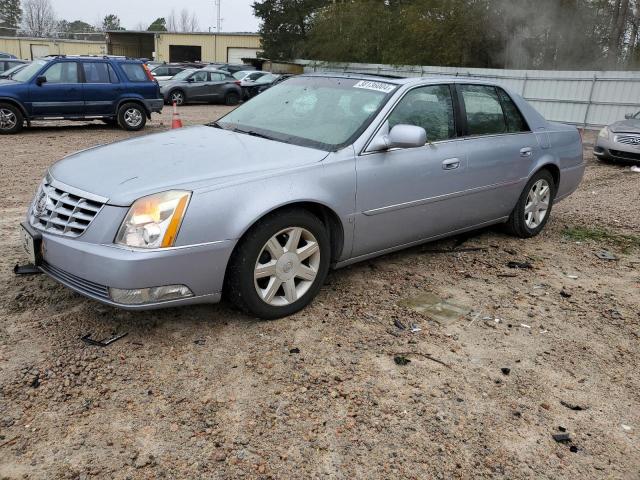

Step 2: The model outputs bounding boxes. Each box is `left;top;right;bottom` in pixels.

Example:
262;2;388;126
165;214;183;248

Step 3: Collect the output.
33;190;48;217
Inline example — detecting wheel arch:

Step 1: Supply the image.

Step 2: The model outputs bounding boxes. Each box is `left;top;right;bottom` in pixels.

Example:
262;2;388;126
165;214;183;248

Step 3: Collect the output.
532;163;560;195
0;97;28;118
116;98;150;118
235;201;346;264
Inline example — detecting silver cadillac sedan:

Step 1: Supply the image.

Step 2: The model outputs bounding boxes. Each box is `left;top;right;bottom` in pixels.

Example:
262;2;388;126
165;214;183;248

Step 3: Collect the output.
21;74;584;319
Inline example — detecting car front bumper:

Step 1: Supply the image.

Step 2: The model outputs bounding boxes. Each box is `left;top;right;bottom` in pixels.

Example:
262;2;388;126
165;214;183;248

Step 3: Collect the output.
594;135;640;163
34;227;236;310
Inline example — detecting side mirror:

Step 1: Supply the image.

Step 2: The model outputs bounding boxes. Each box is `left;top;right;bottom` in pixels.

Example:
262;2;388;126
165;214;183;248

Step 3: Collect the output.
186;77;194;83
35;75;47;86
625;113;633;119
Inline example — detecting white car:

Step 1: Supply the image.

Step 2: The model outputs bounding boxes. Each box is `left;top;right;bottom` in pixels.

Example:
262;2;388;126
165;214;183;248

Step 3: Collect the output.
233;70;270;85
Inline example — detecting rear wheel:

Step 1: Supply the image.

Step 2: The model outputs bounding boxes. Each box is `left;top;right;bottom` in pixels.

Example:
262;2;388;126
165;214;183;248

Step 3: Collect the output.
225;209;331;319
505;169;556;238
117;103;146;131
0;103;23;134
225;92;240;106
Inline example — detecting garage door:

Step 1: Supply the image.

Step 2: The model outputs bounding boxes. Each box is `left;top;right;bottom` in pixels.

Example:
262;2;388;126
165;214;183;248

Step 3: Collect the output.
227;47;259;64
30;44;50;59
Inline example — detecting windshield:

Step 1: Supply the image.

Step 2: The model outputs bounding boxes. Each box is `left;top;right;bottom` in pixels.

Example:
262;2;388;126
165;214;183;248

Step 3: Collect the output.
217;76;397;151
171;69;196;81
12;59;47;82
2;64;27;77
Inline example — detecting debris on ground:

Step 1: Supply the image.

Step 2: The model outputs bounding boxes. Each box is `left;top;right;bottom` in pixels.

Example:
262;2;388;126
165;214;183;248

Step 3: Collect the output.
394;355;411;366
501;367;511;375
80;332;128;347
507;261;533;269
289;347;300;354
552;433;572;443
398;293;470;325
595;250;618;261
561;400;587;411
622;424;632;432
393;319;407;330
560;289;573;298
630;165;640;173
13;264;41;275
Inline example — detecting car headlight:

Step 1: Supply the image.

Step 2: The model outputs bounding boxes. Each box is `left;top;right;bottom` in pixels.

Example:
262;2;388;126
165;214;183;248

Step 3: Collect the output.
115;190;191;249
598;126;610;139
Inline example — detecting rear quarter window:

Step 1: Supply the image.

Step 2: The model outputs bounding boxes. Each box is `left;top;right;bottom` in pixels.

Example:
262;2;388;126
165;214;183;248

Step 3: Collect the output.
121;63;148;82
497;88;529;133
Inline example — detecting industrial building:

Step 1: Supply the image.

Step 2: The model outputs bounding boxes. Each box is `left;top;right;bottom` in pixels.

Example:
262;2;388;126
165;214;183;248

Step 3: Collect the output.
0;31;262;64
106;31;261;63
0;36;105;59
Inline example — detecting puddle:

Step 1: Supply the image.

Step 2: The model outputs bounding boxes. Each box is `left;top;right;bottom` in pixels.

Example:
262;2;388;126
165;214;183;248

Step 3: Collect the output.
398;293;470;324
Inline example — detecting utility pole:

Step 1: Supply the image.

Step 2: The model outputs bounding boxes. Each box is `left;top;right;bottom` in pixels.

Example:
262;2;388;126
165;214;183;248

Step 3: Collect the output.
215;0;222;33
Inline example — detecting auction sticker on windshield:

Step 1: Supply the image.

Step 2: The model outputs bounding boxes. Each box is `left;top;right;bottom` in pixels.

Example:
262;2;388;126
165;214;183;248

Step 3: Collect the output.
353;80;396;93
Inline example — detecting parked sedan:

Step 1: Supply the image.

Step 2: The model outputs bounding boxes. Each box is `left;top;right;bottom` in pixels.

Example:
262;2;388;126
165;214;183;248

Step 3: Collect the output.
0;58;28;74
159;68;242;106
243;74;293;100
21;74;584;319
150;64;189;81
594;111;640;163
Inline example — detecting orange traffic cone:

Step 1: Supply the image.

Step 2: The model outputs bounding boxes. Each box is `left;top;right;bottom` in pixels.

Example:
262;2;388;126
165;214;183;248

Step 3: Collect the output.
171;101;183;129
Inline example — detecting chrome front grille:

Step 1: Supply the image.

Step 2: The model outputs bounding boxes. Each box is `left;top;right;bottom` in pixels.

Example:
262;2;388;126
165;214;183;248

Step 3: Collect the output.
29;181;105;237
614;134;640;147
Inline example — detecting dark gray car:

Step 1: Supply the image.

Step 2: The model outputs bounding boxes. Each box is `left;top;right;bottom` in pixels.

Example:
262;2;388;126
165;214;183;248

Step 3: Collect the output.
159;68;242;106
594;112;640;163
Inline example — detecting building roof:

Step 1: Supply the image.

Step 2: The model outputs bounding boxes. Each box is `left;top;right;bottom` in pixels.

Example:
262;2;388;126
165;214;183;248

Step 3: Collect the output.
106;30;259;37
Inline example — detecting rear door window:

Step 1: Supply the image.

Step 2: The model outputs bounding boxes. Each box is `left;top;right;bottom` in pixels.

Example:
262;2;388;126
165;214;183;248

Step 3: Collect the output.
121;63;148;82
83;63;111;83
191;71;209;82
460;85;506;136
497;88;529;132
42;62;79;83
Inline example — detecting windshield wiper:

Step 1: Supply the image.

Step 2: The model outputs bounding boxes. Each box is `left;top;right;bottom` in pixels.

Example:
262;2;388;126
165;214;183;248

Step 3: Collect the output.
232;128;274;140
207;121;224;129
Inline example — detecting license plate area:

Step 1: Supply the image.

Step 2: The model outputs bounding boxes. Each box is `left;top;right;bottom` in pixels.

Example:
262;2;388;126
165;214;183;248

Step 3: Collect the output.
20;223;42;265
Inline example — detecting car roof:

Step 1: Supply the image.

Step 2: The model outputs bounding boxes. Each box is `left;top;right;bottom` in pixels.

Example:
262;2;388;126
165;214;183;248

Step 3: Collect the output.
302;71;498;87
37;55;144;63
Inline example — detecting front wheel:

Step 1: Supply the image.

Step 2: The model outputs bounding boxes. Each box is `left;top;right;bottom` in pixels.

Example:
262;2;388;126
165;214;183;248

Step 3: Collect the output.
0;103;23;134
117;103;146;131
505;169;556;238
225;210;331;319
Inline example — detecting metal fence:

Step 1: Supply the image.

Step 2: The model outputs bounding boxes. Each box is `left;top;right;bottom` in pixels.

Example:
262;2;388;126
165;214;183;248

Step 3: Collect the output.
302;61;640;129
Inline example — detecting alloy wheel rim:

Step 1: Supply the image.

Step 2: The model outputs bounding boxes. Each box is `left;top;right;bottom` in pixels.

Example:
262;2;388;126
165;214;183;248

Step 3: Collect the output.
524;179;551;229
254;227;321;307
172;93;184;105
124;108;142;127
0;108;17;130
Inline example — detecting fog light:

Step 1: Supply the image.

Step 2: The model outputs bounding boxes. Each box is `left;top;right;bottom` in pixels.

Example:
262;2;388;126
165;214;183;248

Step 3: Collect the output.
109;285;193;305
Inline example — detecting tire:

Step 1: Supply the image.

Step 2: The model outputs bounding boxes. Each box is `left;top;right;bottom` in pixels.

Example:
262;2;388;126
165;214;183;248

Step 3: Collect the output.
0;103;23;134
169;90;185;106
504;169;556;238
225;209;331;320
117;103;146;131
225;92;240;106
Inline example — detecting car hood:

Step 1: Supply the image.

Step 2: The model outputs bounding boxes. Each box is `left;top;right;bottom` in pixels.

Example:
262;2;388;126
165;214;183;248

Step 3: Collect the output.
158;79;186;89
0;79;19;87
610;119;640;134
50;125;330;206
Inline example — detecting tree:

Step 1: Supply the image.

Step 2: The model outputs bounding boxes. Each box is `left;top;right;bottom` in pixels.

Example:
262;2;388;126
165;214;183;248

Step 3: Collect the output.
0;0;22;36
252;0;330;60
57;19;99;39
147;17;167;32
22;0;56;37
101;13;124;31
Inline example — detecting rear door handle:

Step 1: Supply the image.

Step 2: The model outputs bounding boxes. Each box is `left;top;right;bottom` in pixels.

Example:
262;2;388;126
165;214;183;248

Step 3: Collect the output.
520;147;533;157
442;158;460;170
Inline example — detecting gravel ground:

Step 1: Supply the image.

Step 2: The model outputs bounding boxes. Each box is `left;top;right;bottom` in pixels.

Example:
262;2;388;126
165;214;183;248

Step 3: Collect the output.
0;109;639;479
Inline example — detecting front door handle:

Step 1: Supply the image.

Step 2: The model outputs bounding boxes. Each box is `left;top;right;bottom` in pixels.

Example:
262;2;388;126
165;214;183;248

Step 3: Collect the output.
442;158;460;170
520;147;533;157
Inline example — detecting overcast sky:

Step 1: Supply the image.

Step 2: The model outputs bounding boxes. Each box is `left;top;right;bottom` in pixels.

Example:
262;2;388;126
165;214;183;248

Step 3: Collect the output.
51;0;260;32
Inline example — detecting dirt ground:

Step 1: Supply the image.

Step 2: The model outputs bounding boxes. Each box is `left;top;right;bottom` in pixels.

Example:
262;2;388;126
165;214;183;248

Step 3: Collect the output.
0;107;639;479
